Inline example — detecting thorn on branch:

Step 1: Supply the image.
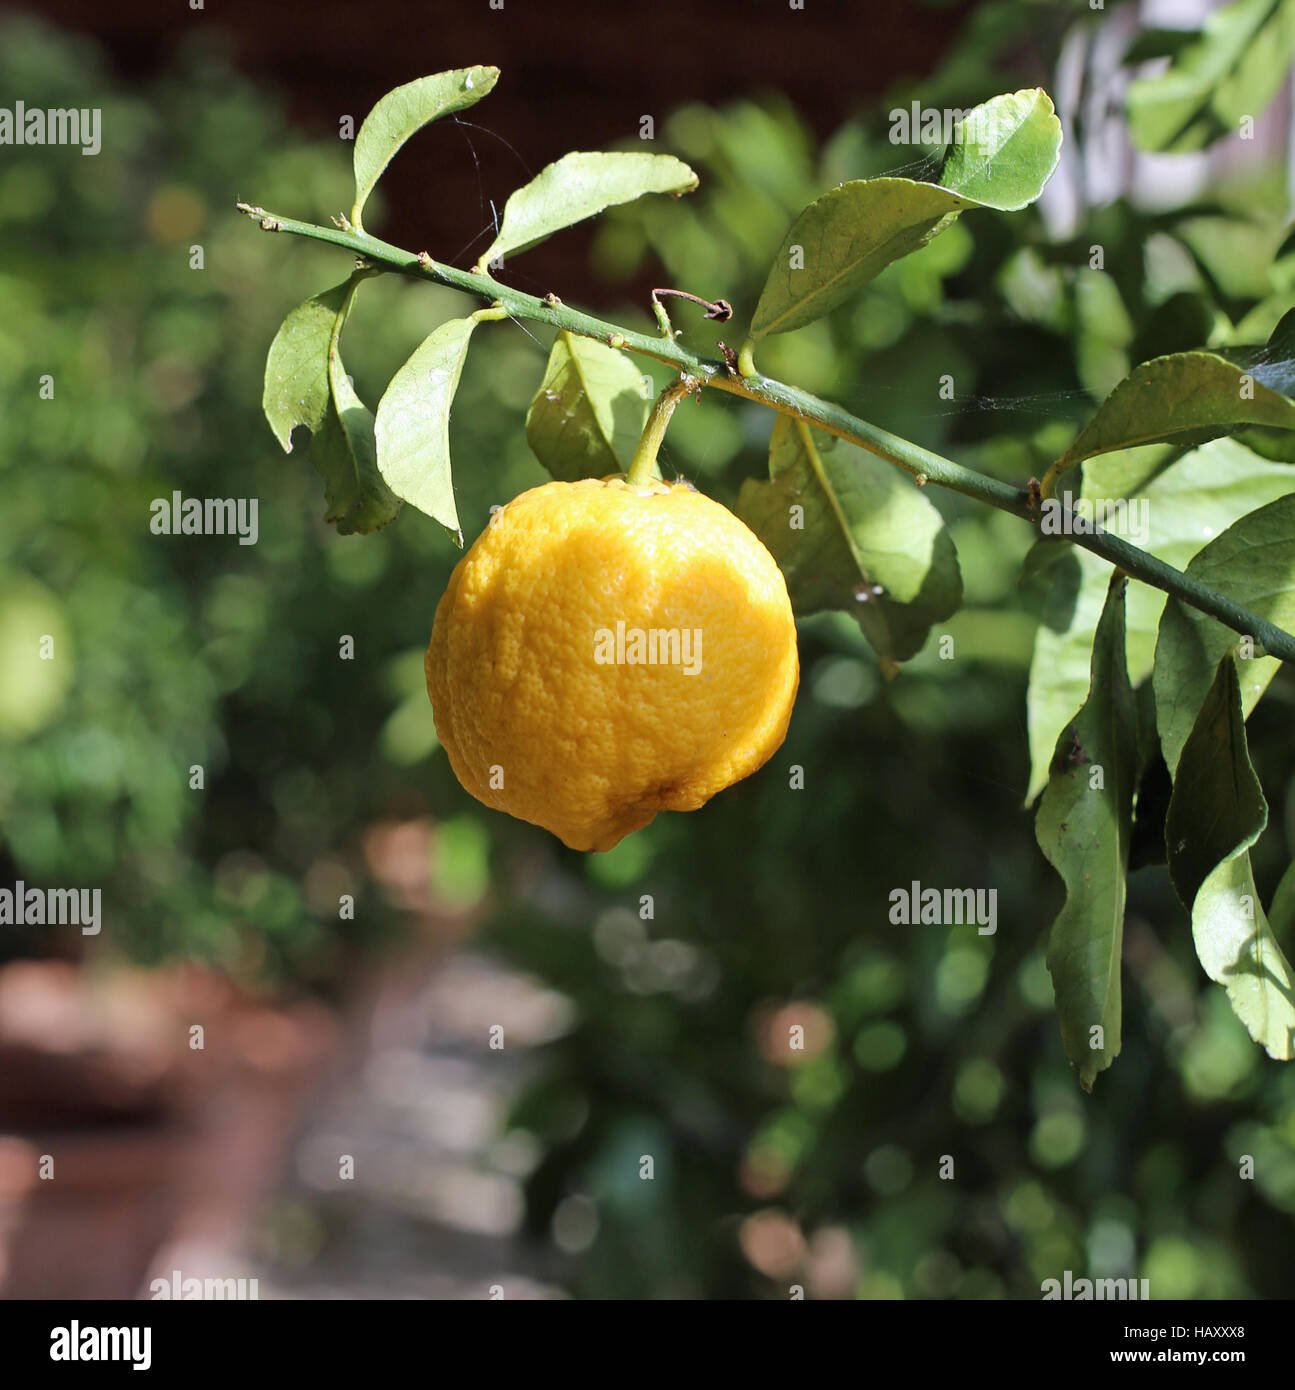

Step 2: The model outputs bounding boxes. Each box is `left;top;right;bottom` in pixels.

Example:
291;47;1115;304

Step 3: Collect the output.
652;287;733;322
716;342;740;375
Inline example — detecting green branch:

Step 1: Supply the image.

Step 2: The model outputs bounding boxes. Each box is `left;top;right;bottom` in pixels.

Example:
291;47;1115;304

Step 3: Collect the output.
236;203;1295;666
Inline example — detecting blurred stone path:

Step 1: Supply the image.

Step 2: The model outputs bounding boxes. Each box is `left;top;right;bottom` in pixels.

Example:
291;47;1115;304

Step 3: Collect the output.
249;952;574;1300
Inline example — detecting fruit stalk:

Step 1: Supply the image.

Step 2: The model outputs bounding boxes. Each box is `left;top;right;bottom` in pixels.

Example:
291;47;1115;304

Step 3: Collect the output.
627;378;693;486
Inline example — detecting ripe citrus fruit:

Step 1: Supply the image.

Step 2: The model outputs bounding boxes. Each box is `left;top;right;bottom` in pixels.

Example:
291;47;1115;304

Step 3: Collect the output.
425;475;799;851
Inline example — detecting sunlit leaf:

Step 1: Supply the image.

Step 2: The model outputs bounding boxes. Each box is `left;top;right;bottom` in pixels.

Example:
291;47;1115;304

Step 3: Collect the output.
476;152;698;269
1154;493;1295;775
263;279;401;534
525;331;649;481
374;316;480;544
1024;439;1295;803
938;87;1063;211
352;67;499;225
748;179;976;342
736;416;961;662
748;88;1061;343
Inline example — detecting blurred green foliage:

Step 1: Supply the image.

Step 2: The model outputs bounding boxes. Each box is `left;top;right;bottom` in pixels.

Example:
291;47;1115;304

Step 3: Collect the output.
2;8;1294;1299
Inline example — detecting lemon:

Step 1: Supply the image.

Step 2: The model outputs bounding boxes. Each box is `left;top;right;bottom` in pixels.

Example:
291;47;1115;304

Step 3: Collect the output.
425;475;799;851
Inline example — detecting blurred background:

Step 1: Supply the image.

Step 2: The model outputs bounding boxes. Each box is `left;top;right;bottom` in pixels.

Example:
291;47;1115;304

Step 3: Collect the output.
1;0;1294;1299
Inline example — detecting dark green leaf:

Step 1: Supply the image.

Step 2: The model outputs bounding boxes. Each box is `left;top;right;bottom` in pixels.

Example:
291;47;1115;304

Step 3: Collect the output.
736;417;961;663
524;331;649;481
374;316;480;544
1165;656;1295;1059
352;67;499;226
476;152;698;269
1154;493;1295;775
1271;861;1295;941
748;88;1060;345
1035;574;1138;1090
1055;350;1295;473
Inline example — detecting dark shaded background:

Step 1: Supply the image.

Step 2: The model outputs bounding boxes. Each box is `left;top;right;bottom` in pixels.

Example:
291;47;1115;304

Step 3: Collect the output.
27;0;983;297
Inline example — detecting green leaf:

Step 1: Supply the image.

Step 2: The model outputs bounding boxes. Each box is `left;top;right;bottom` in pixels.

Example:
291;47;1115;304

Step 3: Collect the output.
748;88;1060;344
748;179;977;342
352;67;499;225
524;331;649;481
476;152;697;269
1154;493;1295;775
1216;307;1295;400
938;88;1063;211
1035;574;1138;1090
263;279;401;535
1024;439;1294;803
1165;656;1295;1060
1126;0;1295;153
263;282;346;453
1271;861;1295;941
373;316;481;544
736;417;961;663
1055;348;1295;473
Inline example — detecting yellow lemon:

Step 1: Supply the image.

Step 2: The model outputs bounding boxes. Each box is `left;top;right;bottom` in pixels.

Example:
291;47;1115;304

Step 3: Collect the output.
425;476;799;851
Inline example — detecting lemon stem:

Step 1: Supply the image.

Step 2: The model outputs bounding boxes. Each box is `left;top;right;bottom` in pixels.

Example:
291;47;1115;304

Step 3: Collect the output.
627;378;692;486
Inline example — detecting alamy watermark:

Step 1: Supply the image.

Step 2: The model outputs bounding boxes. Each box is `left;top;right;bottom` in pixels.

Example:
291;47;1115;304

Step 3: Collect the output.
1042;1270;1150;1300
889;881;997;935
0;882;100;935
150;491;259;545
50;1323;150;1371
1039;495;1150;547
593;620;703;676
890;102;1010;147
0;101;101;156
149;1269;259;1300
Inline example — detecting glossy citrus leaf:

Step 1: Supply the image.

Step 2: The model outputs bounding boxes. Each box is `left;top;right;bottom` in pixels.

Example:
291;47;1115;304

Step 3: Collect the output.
1165;656;1295;1059
748;89;1061;345
263;279;401;534
373;316;480;545
352;67;499;226
1035;574;1137;1091
1023;439;1294;803
938;88;1063;211
736;416;961;663
1055;348;1295;473
476;152;697;269
525;331;649;481
1154;493;1295;775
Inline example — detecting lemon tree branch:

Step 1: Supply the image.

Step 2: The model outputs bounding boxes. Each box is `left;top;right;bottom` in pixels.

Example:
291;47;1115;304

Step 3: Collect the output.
236;203;1295;666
